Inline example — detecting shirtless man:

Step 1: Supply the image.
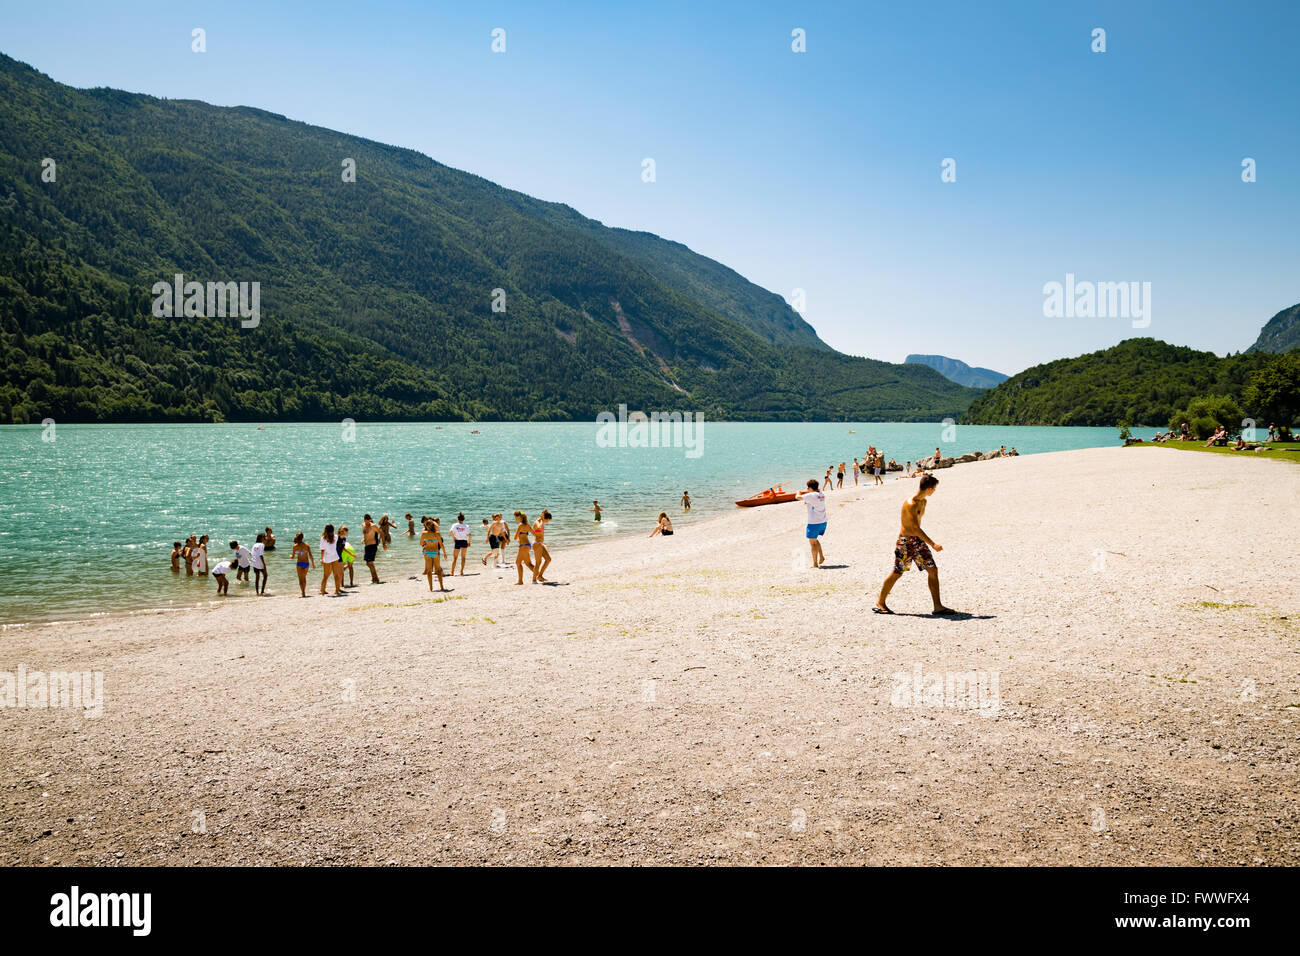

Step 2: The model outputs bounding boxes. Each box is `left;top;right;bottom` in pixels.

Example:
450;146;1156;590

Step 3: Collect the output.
361;514;382;584
874;474;954;616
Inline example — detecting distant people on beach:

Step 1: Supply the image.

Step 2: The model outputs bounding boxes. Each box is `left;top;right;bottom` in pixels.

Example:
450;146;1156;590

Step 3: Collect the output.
824;466;834;491
338;525;356;587
874;473;954;616
362;515;382;584
484;513;509;567
320;525;343;596
194;535;209;575
379;514;395;548
873;452;884;485
251;532;268;595
681;491;691;512
650;512;674;537
513;511;535;585
230;540;251;583
591;500;602;523
532;511;552;582
852;458;861;486
405;513;415;536
171;542;182;572
837;463;845;489
420;518;448;592
292;532;314;597
796;478;827;569
263;527;276;551
451;513;471;575
211;557;233;595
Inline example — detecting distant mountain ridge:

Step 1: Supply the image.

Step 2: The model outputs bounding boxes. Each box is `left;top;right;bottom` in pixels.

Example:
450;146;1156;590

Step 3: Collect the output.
0;52;980;423
1247;302;1300;354
905;354;1008;389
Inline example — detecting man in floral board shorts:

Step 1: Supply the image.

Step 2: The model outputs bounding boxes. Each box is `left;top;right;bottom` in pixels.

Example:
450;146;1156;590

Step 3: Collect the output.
874;473;955;616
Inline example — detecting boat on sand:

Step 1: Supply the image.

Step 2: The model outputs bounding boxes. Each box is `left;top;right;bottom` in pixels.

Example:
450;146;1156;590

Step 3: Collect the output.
735;484;797;508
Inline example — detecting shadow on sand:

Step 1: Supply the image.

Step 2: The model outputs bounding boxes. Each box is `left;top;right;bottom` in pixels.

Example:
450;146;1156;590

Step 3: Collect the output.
877;610;993;621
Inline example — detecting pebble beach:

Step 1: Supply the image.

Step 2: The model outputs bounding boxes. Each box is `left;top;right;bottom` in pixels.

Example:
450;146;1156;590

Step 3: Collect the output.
2;446;1297;865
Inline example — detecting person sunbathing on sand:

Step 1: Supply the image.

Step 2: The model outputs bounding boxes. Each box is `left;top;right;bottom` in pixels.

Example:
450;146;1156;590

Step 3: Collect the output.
874;473;954;616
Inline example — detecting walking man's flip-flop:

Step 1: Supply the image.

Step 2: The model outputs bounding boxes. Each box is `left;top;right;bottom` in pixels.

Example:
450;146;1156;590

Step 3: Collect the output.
872;606;894;615
932;607;957;616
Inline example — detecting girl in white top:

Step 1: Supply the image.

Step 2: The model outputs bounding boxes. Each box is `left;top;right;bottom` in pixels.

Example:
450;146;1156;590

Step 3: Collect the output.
450;514;470;576
319;524;343;596
251;534;268;596
192;535;209;574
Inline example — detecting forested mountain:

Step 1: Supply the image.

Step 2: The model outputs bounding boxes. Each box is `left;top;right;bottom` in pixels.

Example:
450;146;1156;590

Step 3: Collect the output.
0;53;978;423
904;354;1008;389
962;338;1289;427
1247;302;1300;354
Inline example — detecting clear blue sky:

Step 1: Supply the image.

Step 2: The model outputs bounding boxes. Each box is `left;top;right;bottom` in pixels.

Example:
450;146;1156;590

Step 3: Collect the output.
2;0;1296;373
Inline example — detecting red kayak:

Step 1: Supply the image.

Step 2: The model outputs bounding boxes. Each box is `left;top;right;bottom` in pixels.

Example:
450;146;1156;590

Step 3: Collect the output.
735;484;797;508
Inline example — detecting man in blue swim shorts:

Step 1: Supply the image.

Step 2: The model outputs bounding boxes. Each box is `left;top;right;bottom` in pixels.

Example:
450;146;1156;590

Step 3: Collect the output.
795;478;827;569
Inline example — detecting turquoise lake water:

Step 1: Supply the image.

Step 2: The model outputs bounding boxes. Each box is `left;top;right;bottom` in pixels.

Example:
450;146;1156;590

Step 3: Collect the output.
0;422;1122;623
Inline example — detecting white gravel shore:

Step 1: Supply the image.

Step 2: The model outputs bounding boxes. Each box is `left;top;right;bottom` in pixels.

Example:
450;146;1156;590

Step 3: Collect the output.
2;445;1297;865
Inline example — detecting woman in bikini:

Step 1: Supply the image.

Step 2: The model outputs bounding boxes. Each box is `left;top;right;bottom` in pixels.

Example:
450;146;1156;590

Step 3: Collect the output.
291;532;315;597
513;511;536;585
420;518;448;592
378;514;394;549
531;510;553;582
649;512;674;537
320;524;343;596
